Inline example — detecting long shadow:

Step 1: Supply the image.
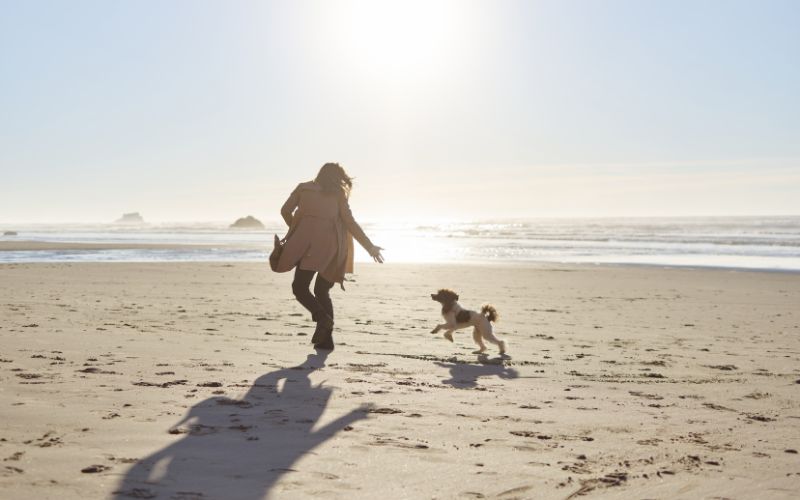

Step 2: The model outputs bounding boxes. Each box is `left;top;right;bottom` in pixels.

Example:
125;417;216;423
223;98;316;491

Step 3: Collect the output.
435;355;519;388
113;351;369;499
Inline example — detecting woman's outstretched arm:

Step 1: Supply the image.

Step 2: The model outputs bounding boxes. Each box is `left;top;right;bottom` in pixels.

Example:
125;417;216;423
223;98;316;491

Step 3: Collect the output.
339;197;384;263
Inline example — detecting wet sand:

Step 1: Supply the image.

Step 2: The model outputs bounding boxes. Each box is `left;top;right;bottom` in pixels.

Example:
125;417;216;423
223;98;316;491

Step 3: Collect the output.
0;262;798;499
0;241;220;251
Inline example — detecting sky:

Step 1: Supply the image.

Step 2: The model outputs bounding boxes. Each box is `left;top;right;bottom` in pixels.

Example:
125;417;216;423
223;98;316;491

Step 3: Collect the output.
1;0;799;223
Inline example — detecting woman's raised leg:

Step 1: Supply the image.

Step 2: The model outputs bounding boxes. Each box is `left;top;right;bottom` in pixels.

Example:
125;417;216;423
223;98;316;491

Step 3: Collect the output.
292;268;324;318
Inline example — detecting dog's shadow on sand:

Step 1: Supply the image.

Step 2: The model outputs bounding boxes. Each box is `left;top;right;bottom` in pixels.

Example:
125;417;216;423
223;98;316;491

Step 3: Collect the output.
113;351;370;500
435;355;519;389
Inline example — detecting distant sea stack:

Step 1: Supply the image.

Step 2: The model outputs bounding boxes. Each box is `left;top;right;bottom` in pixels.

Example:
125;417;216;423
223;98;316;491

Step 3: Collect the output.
115;212;145;224
230;216;265;229
3;231;18;236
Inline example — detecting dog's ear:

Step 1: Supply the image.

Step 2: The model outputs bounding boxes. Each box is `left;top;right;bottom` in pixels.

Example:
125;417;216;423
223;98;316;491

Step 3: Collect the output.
440;288;458;302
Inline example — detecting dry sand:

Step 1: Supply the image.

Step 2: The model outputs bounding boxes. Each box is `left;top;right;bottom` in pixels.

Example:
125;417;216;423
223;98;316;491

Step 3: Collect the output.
0;262;798;499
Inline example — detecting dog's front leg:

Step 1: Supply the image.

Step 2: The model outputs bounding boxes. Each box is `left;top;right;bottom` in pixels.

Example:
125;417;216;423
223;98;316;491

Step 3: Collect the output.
440;319;458;342
431;324;446;334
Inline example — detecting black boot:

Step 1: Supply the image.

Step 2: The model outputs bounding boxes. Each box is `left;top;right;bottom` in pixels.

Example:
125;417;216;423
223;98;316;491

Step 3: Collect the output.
314;327;334;351
312;314;334;347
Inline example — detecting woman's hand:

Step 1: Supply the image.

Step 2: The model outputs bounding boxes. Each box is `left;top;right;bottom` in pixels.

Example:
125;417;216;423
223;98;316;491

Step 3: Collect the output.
369;245;384;264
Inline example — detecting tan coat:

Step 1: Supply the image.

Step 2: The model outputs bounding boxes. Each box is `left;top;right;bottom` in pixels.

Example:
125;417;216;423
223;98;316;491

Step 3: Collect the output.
275;181;373;286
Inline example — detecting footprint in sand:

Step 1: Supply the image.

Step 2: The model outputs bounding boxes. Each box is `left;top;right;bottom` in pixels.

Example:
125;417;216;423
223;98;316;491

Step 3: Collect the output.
3;466;24;475
81;464;111;473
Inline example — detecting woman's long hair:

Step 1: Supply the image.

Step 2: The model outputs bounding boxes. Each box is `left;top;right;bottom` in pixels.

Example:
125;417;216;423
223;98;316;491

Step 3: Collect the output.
314;162;353;199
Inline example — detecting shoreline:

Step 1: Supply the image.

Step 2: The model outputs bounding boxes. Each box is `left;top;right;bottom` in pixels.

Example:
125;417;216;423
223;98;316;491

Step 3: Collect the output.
2;249;800;275
0;240;222;251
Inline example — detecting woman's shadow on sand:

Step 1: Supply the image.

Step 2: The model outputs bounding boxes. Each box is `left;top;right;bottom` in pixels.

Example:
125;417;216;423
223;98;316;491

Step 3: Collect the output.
113;351;371;500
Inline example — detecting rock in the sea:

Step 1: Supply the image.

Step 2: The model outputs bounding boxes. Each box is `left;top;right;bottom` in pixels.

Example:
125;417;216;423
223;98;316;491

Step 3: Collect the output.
230;216;265;229
2;231;18;236
115;212;145;224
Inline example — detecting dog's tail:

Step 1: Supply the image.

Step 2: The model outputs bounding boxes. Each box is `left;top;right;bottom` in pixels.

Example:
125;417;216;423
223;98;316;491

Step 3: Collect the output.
481;304;499;323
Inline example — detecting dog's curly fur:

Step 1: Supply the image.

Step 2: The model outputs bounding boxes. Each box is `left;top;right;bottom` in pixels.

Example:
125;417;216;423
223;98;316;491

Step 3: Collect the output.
430;288;507;355
480;304;498;323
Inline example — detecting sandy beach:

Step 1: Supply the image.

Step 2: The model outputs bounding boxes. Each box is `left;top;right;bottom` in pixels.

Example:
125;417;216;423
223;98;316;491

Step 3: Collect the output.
1;261;799;499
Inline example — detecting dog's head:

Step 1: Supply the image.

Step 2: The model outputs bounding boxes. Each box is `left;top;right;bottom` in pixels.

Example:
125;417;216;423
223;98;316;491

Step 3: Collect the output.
431;288;459;305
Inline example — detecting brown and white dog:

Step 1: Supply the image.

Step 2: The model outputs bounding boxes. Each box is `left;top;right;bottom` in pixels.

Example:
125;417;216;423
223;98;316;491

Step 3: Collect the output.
430;289;507;355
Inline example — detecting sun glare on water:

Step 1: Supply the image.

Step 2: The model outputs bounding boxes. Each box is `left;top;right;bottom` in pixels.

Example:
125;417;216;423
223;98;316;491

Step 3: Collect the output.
352;226;451;263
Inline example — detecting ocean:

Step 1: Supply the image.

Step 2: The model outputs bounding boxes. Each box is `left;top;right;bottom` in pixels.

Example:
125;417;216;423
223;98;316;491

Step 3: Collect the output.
2;217;800;272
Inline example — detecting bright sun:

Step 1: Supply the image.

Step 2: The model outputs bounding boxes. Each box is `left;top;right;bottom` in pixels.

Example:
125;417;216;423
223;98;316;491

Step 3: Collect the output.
310;0;472;86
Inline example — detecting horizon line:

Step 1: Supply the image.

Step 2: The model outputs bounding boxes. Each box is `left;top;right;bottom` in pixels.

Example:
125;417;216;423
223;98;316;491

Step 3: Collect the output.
3;213;800;226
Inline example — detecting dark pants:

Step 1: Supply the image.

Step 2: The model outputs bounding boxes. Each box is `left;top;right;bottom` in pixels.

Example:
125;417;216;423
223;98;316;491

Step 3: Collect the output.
292;268;334;321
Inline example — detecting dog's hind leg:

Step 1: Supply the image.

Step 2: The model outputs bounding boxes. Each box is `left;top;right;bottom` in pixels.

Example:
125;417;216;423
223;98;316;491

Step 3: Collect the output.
472;327;487;353
481;324;507;354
